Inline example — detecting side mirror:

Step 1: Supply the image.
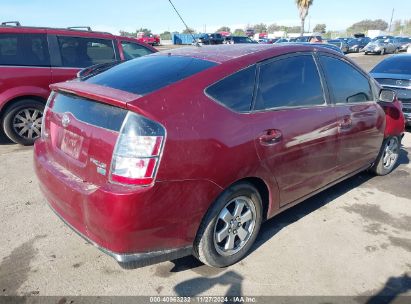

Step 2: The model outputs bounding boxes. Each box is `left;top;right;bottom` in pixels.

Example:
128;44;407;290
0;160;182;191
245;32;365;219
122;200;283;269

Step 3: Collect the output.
379;89;396;103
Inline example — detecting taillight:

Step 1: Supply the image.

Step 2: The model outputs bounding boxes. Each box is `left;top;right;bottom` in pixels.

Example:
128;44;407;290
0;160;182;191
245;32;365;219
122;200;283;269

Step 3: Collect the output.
41;91;56;139
110;112;166;186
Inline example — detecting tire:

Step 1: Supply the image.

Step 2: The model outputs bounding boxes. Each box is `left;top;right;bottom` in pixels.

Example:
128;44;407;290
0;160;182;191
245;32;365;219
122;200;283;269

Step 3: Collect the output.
193;182;263;268
1;99;44;145
394;48;399;54
370;136;400;176
365;52;368;55
381;48;385;55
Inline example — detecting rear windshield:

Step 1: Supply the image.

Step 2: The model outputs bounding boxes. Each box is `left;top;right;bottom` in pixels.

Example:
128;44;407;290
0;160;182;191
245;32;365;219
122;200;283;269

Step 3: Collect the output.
371;56;411;75
53;93;127;131
86;55;217;95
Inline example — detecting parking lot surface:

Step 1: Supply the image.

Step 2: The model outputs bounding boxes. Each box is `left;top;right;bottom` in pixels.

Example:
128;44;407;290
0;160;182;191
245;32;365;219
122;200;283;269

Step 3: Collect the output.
0;53;410;299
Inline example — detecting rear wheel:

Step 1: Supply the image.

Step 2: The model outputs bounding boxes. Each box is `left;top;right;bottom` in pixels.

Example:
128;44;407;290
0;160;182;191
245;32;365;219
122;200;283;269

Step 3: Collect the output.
2;99;44;145
194;182;263;267
371;136;400;176
365;52;369;55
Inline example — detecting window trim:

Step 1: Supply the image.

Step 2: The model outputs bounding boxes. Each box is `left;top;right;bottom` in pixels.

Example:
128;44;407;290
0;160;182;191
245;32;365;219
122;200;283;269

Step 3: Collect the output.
54;35;118;68
315;52;377;105
120;40;153;60
251;52;329;113
0;33;51;67
204;64;258;114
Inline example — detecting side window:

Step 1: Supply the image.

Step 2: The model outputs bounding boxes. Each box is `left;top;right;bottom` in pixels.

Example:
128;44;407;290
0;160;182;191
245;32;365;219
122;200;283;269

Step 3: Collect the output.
206;65;256;112
57;36;115;68
255;55;325;110
319;55;373;103
120;41;153;60
0;34;49;66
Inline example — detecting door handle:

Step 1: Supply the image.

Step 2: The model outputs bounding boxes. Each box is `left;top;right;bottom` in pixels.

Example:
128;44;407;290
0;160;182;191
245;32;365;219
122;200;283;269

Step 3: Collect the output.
259;129;282;146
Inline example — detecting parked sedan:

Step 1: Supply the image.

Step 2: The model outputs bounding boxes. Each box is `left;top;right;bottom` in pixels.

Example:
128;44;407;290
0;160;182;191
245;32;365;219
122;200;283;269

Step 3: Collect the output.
327;39;349;53
364;39;398;55
347;37;371;53
224;36;257;44
34;44;404;269
371;54;411;126
395;37;411;52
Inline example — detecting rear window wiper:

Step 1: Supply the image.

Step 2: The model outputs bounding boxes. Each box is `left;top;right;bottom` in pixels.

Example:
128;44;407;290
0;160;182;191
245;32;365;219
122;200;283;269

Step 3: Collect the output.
76;61;122;81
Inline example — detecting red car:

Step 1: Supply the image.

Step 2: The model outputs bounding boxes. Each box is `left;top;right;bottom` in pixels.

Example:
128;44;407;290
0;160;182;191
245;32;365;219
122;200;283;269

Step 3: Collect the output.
34;44;405;268
0;22;157;145
136;32;157;46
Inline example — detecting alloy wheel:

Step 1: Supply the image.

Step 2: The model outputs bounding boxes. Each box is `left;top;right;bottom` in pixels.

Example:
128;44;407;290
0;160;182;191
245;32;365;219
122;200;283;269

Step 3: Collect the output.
382;137;399;170
213;196;256;256
12;108;43;140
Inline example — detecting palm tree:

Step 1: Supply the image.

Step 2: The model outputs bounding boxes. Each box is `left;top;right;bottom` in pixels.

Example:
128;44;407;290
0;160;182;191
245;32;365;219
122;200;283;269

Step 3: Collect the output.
295;0;313;36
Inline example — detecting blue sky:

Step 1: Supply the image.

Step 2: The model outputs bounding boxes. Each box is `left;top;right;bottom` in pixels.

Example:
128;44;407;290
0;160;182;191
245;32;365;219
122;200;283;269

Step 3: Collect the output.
2;0;410;34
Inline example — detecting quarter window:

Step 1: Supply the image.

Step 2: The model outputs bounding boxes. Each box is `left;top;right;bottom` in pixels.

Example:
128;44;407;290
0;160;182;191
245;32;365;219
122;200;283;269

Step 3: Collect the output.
206;65;256;112
255;55;325;110
0;34;49;66
57;36;115;68
319;55;373;103
121;41;153;60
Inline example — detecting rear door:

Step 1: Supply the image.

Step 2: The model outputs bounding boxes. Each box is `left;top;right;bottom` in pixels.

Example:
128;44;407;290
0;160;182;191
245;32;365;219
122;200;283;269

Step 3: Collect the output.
252;53;340;206
318;54;384;177
49;35;117;84
0;32;51;101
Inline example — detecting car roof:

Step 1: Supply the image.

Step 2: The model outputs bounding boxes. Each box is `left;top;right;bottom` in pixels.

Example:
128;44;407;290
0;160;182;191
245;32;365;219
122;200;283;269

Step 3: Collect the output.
155;44;328;64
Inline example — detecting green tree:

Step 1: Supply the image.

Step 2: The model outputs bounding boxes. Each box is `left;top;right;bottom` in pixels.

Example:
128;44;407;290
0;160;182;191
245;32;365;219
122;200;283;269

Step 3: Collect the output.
268;23;280;33
182;27;196;34
347;19;388;34
295;0;314;35
119;30;136;37
233;29;246;36
313;23;326;33
253;23;268;33
160;31;171;40
217;26;231;33
137;28;152;35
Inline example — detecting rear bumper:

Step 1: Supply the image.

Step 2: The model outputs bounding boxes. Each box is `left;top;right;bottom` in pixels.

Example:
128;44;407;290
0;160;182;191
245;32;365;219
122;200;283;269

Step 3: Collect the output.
48;203;192;266
34;139;221;264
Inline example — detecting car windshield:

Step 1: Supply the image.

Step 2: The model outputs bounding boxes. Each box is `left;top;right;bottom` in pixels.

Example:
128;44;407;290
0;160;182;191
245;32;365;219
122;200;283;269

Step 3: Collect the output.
371;56;411;75
348;39;360;46
87;55;217;95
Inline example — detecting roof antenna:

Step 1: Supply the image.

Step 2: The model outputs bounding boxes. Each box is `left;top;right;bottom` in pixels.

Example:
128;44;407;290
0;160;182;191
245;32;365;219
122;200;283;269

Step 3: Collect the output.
168;0;200;47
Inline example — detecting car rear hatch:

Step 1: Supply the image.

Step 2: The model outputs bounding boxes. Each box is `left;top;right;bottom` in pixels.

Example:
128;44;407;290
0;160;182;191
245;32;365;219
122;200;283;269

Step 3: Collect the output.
42;82;140;187
373;73;411;103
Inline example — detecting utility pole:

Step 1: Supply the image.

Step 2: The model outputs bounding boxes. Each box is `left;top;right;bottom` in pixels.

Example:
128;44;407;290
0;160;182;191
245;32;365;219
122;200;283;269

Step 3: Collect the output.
388;8;394;33
308;16;311;32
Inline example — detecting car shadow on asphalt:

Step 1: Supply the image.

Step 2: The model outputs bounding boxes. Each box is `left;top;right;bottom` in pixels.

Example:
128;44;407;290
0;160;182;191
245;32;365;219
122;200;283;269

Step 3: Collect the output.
0;131;14;145
362;273;411;304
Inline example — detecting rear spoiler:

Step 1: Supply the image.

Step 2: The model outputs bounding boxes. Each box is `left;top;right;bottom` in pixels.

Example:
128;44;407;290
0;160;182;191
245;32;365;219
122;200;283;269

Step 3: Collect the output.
50;82;141;109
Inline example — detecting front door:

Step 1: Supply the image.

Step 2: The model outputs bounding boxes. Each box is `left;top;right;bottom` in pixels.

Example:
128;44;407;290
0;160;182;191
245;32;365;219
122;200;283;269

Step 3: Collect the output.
318;54;384;177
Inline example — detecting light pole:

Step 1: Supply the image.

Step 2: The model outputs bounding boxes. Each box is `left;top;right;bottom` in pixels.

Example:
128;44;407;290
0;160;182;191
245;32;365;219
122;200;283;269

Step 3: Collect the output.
388;8;394;33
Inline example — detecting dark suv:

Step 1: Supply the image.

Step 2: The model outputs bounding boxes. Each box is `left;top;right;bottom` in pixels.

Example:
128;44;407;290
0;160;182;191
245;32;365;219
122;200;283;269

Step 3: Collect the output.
0;22;157;145
197;33;224;45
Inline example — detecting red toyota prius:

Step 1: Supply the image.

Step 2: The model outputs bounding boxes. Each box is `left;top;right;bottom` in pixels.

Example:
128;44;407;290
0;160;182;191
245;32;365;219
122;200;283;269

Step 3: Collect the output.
34;44;405;268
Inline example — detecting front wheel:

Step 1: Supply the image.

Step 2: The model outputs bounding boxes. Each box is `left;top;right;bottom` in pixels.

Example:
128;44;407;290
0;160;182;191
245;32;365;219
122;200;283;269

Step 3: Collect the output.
194;182;263;267
371;136;400;176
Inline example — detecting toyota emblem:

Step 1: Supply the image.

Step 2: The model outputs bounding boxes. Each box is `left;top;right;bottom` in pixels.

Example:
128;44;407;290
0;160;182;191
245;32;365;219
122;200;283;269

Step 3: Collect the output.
61;113;70;128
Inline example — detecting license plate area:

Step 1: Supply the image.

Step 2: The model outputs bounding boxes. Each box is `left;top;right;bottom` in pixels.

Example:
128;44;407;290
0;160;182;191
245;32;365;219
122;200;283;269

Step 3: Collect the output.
60;129;84;160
